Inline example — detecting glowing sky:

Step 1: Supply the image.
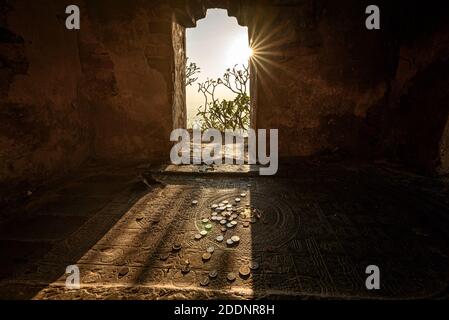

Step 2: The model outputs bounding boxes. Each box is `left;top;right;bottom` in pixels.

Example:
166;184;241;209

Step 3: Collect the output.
186;9;251;128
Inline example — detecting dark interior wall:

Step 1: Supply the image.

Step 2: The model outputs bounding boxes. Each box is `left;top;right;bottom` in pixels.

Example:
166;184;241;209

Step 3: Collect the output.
247;0;395;158
80;0;175;163
381;2;449;175
0;0;90;204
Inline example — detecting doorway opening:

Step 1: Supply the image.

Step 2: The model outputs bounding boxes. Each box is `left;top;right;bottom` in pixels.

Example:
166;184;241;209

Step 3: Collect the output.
185;9;253;133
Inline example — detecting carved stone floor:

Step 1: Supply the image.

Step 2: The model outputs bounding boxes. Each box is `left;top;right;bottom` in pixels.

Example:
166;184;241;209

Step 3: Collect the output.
0;162;448;300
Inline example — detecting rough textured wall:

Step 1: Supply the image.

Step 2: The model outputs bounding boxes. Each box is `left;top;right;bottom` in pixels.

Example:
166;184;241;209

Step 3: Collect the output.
172;20;187;130
381;5;449;175
80;0;175;163
0;0;89;204
248;0;394;158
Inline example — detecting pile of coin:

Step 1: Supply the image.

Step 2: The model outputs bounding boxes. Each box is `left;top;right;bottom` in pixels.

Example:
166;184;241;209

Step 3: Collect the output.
189;191;264;286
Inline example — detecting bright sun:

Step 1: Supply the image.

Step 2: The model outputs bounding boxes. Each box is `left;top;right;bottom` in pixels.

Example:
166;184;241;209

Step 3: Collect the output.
227;37;253;65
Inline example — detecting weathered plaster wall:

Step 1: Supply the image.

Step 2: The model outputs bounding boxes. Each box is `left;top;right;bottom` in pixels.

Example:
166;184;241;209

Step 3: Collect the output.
0;0;89;204
172;20;187;130
250;0;393;158
80;0;174;163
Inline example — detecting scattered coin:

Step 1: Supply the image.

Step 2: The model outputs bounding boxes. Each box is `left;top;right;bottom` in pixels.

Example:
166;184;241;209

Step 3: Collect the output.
239;265;251;277
202;218;209;224
223;201;229;204
220;220;227;225
194;234;202;240
211;204;218;209
202;253;212;261
181;265;191;274
249;261;260;270
205;224;213;231
235;198;241;203
226;204;233;208
231;221;238;226
192;200;198;205
200;230;208;236
226;239;234;246
118;267;129;277
209;270;218;279
226;223;234;228
207;246;215;254
160;253;170;261
221;227;227;232
216;235;224;242
200;277;210;286
241;193;247;197
231;236;240;243
227;272;236;282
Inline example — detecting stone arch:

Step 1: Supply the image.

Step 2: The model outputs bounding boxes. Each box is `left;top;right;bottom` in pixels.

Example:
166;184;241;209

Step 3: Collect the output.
170;0;261;130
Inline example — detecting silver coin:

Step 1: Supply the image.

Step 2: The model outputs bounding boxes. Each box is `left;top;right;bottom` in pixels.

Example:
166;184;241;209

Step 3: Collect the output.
227;272;236;281
216;235;224;242
202;218;209;224
220;220;227;225
194;234;202;240
211;204;218;209
235;198;241;202
226;223;234;228
207;246;215;254
241;193;247;197
200;230;208;236
226;239;234;245
205;224;213;231
231;221;238;226
192;200;198;205
249;261;260;270
223;201;229;204
231;236;240;243
209;270;218;279
200;277;210;286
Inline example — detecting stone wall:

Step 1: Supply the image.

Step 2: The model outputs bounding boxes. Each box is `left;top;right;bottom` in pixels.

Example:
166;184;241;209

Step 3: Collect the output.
80;0;174;163
172;20;187;130
380;3;449;175
0;0;89;204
